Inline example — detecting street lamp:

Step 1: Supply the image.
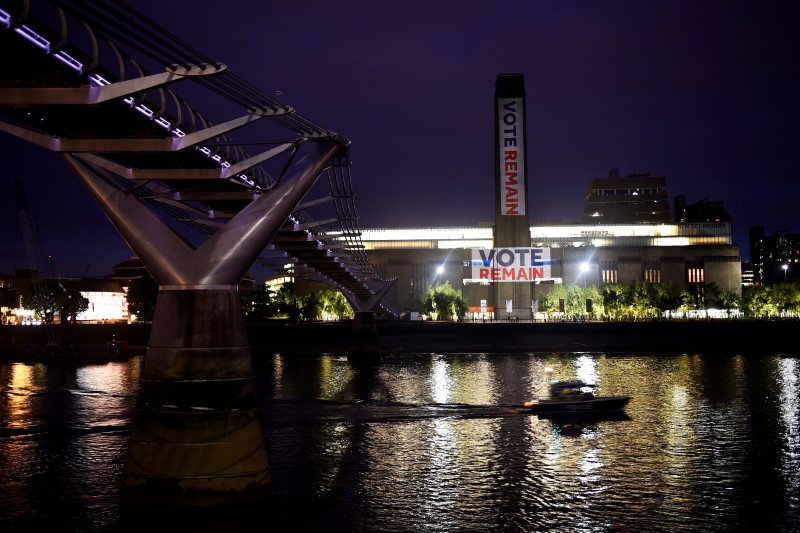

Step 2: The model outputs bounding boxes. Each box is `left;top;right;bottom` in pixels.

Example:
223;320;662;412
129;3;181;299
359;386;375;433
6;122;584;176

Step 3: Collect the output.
580;262;589;288
783;263;788;283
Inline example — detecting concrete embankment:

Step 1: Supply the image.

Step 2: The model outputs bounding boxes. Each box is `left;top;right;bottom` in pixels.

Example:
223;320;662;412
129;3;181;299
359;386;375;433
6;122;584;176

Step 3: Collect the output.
246;319;799;356
1;320;797;360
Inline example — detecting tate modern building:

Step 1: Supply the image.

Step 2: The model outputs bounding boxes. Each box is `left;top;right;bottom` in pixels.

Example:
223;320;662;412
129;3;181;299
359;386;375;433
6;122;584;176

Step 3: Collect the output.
357;74;742;319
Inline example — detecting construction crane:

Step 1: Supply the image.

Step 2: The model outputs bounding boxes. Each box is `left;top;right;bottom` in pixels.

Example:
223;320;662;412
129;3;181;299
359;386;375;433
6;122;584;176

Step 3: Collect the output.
15;178;55;325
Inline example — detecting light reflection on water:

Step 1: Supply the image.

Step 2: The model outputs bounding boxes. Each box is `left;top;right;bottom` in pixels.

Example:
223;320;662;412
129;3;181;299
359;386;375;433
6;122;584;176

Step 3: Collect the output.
778;358;800;515
0;359;140;531
262;352;800;532
0;353;798;532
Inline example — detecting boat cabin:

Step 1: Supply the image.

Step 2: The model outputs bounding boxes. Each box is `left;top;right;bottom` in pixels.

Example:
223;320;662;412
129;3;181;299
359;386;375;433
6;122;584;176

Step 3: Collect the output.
549;380;596;401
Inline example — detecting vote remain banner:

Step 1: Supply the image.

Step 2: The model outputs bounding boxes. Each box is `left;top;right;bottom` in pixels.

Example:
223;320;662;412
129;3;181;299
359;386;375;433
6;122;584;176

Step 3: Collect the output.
471;247;552;282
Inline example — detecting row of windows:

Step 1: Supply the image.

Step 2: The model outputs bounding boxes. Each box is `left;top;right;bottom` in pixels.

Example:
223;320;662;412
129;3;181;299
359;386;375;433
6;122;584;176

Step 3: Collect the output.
463;267;705;286
367;235;732;250
531;236;730;247
360;223;734;246
602;269;618;284
591;188;667;196
585;200;668;207
644;269;661;283
464;269;706;286
687;267;705;284
602;267;703;285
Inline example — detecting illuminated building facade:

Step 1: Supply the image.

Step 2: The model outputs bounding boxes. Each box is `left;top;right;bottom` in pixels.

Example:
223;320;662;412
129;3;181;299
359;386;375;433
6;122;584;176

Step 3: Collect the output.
0;275;16;325
0;274;129;325
75;278;128;324
361;222;742;316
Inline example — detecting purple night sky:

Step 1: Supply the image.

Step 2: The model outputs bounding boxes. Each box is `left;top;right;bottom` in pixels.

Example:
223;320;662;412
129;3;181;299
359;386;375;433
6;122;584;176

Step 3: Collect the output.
1;0;797;279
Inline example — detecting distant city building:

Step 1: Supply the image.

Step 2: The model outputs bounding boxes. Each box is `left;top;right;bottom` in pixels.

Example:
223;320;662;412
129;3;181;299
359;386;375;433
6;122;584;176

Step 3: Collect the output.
674;195;732;223
265;274;293;294
1;273;128;325
75;278;128;324
0;275;17;325
741;261;754;287
107;257;151;285
749;226;799;285
582;169;671;224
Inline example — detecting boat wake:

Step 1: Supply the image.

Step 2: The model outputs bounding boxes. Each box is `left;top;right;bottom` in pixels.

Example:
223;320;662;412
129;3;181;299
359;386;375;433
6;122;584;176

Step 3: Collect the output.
262;398;524;426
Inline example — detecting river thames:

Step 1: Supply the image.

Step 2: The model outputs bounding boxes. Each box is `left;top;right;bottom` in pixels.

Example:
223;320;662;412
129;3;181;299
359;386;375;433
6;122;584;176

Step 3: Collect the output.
1;350;798;532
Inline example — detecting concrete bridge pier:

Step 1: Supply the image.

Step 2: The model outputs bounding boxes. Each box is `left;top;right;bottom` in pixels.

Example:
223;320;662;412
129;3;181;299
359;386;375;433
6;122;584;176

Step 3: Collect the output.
348;311;380;366
343;281;394;367
123;286;269;506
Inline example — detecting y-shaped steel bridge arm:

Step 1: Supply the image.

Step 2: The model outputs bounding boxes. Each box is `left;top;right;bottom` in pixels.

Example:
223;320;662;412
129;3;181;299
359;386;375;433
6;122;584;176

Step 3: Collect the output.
64;141;341;287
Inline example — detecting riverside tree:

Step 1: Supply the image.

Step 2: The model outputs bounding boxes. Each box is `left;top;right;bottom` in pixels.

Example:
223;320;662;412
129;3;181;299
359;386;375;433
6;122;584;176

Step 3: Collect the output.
126;276;159;322
19;281;57;323
55;281;89;325
422;281;467;321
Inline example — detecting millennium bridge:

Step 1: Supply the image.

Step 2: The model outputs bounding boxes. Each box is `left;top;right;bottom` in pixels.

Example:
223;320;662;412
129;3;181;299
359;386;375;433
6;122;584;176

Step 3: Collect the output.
1;0;398;507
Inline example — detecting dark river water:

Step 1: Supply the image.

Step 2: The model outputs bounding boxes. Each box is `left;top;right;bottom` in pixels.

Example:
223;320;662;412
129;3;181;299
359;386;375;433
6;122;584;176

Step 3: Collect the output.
1;351;798;532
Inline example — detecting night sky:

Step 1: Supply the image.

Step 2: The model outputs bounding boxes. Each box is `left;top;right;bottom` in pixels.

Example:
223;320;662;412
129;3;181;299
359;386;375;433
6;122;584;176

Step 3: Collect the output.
1;0;797;278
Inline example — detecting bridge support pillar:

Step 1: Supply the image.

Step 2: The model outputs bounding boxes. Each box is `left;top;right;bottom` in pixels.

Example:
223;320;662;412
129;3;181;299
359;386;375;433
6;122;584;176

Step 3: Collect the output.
121;287;270;507
347;311;381;367
62;143;347;507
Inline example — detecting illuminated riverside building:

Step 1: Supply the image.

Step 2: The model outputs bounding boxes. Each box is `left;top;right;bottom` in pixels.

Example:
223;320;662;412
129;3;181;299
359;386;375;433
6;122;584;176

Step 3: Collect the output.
1;275;129;325
352;74;742;318
359;222;741;316
75;278;128;324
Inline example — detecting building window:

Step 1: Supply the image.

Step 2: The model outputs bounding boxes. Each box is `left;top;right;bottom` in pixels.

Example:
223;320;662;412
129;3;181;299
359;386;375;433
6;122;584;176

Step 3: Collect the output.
602;267;618;284
644;269;661;283
643;262;661;283
686;262;705;284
